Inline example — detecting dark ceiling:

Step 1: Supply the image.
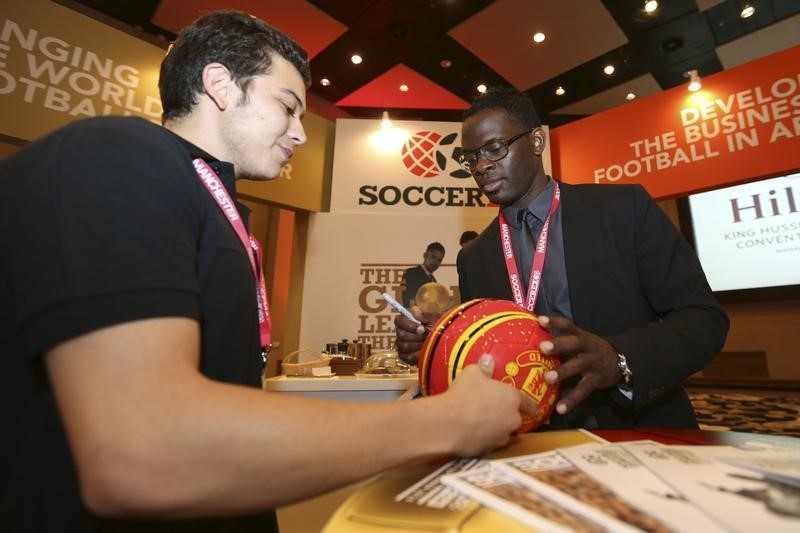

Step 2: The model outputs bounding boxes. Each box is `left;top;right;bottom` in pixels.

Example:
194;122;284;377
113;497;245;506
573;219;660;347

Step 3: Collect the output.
67;0;800;127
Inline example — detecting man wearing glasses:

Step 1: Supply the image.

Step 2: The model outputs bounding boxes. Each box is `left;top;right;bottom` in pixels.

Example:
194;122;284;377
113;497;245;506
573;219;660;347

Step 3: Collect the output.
396;86;729;430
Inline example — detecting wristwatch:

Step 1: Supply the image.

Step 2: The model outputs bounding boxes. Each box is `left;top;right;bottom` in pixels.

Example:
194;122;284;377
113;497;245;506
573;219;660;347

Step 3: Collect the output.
616;353;633;386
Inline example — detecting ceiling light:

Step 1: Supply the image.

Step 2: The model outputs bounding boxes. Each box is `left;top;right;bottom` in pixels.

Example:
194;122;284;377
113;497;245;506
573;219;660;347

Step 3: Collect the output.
644;1;658;14
381;111;392;129
626;92;636;100
399;84;409;92
740;4;756;19
351;54;363;65
685;69;702;92
555;86;565;96
440;59;452;68
603;65;615;75
319;77;331;87
532;32;545;43
477;84;487;94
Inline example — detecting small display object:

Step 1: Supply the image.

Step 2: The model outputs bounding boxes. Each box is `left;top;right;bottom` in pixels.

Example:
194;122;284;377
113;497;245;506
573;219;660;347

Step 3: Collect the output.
356;350;415;377
414;282;452;313
281;349;332;377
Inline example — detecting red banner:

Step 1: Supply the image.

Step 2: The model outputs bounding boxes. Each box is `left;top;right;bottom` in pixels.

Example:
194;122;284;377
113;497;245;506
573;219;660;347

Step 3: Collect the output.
550;45;800;199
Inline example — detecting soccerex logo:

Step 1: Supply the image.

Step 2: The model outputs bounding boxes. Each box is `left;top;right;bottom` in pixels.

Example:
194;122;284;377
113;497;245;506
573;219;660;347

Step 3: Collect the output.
400;131;471;179
357;129;487;207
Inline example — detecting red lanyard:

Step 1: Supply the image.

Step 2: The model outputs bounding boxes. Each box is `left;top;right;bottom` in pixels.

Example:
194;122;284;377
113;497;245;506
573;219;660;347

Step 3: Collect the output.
498;182;560;312
192;158;272;357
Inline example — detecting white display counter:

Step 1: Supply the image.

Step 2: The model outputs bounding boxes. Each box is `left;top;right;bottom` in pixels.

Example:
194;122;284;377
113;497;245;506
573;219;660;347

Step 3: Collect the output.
263;374;418;402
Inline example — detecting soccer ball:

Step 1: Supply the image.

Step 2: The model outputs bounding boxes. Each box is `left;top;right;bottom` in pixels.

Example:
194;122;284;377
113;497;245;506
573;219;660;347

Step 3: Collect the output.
418;299;560;433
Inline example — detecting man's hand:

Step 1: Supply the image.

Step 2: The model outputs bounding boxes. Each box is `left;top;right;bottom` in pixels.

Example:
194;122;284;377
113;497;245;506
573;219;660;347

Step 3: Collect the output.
439;355;539;457
394;306;439;365
538;315;623;416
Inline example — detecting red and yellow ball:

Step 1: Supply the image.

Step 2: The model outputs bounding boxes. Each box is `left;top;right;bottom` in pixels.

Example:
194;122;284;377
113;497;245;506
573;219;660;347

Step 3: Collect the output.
418;299;560;433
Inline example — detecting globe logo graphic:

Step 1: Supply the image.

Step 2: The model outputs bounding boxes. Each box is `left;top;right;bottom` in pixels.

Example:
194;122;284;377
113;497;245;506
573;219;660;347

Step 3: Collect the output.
399;131;470;179
401;131;442;177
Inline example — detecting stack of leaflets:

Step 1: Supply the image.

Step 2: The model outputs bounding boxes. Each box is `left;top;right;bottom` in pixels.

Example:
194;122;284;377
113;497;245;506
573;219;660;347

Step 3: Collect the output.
399;438;800;532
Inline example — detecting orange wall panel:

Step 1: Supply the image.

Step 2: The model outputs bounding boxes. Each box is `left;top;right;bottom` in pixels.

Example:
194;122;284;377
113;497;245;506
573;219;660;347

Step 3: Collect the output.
551;45;800;199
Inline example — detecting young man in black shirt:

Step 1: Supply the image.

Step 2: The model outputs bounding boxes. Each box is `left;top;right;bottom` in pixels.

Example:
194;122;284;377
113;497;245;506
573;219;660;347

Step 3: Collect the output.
0;12;535;532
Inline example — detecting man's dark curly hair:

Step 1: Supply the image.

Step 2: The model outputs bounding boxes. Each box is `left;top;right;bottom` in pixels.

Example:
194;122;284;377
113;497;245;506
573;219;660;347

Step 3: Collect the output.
426;242;445;255
159;10;310;122
463;86;541;130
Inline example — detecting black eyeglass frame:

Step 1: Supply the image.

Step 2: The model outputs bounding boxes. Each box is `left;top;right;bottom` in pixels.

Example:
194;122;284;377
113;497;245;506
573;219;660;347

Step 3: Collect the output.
458;128;536;173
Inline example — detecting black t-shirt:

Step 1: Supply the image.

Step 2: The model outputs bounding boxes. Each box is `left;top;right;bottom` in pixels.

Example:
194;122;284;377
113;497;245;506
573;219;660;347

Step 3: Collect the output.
0;117;275;532
401;265;436;307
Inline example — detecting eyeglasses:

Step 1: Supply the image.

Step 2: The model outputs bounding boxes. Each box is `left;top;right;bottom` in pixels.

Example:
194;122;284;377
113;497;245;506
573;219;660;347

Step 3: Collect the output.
458;128;535;173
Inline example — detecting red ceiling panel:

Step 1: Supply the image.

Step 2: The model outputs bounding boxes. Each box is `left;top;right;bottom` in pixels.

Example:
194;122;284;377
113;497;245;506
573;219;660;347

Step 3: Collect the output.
152;0;346;59
335;64;468;109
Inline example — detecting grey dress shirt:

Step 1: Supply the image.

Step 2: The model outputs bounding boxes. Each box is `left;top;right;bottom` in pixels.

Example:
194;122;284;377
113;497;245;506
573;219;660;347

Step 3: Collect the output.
501;176;573;319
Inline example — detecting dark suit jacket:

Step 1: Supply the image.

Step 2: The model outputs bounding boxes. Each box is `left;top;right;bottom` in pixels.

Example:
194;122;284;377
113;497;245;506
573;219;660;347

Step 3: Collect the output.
457;182;729;429
402;265;436;307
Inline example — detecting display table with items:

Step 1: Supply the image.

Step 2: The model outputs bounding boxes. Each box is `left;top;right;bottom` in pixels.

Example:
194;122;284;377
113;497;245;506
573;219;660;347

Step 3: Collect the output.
322;429;800;532
265;346;418;402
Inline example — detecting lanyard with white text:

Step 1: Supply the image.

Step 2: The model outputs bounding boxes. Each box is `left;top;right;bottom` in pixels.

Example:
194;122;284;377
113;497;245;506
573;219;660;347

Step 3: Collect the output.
192;158;272;359
498;182;560;312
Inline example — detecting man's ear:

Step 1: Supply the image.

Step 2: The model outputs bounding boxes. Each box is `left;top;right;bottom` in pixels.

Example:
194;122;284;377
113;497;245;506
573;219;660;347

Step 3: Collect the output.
532;127;546;156
202;62;234;110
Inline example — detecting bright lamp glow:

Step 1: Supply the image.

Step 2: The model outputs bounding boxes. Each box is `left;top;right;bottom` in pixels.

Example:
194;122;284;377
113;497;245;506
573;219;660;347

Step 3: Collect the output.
369;127;409;153
685;69;702;92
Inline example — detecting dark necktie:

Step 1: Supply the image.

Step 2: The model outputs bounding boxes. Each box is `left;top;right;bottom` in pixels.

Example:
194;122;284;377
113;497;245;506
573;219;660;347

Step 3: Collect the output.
517;209;536;291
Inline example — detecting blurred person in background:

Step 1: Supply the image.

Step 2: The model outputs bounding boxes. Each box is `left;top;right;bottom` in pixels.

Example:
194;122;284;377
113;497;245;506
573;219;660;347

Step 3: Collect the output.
401;241;445;307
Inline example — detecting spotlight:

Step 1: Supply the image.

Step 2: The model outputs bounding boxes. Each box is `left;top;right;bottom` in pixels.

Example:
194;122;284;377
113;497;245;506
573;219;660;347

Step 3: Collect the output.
685;69;702;92
740;4;756;19
555;86;565;96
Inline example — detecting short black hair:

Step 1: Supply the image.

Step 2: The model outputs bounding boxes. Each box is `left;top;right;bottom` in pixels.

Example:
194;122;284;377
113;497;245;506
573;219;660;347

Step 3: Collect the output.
459;230;478;246
463;86;541;130
159;10;311;122
426;242;445;255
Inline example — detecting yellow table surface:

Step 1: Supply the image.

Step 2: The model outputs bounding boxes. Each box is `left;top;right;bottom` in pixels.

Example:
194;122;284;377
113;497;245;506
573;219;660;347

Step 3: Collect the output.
323;429;604;532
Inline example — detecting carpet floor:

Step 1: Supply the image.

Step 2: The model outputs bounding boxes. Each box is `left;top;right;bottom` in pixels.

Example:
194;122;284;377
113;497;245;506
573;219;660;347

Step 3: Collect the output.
688;390;800;437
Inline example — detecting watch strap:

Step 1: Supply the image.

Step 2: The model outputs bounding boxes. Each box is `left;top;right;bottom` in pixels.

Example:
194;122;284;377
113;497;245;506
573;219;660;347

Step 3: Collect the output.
616;352;633;386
